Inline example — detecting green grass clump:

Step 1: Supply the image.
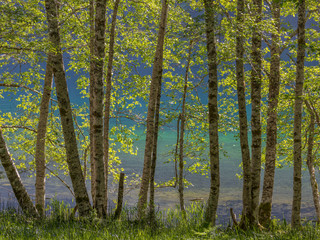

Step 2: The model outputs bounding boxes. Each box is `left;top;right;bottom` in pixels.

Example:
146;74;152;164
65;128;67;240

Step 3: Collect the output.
0;202;319;239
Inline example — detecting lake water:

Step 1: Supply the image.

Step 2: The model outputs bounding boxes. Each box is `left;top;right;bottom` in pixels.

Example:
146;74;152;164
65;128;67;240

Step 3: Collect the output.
0;89;318;224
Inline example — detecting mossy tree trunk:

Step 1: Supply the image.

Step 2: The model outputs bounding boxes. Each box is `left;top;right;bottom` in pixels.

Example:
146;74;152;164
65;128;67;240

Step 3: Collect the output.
291;0;305;228
259;0;281;226
203;0;220;226
250;0;262;225
45;0;91;217
92;0;108;218
235;0;253;228
114;172;125;219
89;0;96;206
149;74;162;223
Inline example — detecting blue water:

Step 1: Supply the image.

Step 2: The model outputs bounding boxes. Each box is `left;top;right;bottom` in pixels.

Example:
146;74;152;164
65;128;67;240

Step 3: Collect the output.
0;78;318;224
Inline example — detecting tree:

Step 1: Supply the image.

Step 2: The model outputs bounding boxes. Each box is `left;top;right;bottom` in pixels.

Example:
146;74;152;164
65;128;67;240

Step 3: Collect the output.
259;0;281;225
0;128;38;218
250;0;263;225
149;72;162;223
203;0;219;226
291;0;305;228
137;0;169;218
104;0;121;212
35;54;53;216
45;0;91;217
92;0;108;218
178;40;193;214
89;0;96;206
305;100;320;223
235;0;253;227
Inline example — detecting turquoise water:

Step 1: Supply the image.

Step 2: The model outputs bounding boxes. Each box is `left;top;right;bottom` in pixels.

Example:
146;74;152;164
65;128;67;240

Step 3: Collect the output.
0;87;318;224
117;129;316;223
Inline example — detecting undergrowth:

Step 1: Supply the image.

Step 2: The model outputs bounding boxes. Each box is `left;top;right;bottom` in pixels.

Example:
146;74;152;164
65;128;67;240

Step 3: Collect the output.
0;201;319;239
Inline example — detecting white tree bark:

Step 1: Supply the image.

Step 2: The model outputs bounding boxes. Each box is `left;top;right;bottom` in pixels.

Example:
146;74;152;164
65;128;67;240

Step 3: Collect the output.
92;0;108;218
45;0;91;217
137;0;168;218
0;128;38;217
35;54;53;216
103;0;121;213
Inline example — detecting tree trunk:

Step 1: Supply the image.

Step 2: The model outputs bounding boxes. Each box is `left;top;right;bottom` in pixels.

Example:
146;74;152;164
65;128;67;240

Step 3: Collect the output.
174;115;180;188
92;0;108;218
250;0;262;224
0;128;38;218
149;74;162;223
259;0;281;225
137;0;168;218
35;54;53;216
305;101;320;223
104;0;121;213
178;41;193;214
45;0;91;217
89;0;96;206
203;0;220;226
236;0;252;228
114;172;125;219
291;0;305;228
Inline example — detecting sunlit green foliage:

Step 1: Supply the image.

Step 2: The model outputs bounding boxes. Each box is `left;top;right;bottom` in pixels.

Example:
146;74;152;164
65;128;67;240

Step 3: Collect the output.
0;0;319;218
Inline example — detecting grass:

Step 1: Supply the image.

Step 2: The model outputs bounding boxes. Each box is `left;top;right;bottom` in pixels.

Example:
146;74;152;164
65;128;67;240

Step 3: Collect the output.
0;201;320;239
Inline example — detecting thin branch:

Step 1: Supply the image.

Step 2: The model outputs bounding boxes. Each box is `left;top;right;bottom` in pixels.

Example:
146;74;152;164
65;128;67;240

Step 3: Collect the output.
0;83;59;104
62;2;84;26
280;29;297;54
306;99;320;126
262;33;272;49
46;166;75;197
219;6;233;25
1;124;65;148
82;144;89;181
0;44;87;54
72;111;86;139
0;46;44;53
0;83;42;95
189;74;207;90
264;0;272;10
1;125;37;133
307;8;320;19
59;6;89;26
302;123;310;150
312;145;320;160
286;53;296;65
244;54;270;78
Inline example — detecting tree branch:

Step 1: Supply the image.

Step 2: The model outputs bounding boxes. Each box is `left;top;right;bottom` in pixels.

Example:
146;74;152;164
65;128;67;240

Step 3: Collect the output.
280;29;297;54
46;166;75;197
1;125;37;133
